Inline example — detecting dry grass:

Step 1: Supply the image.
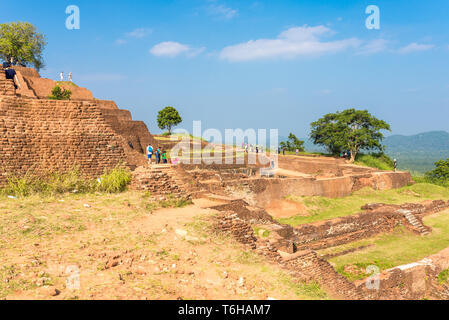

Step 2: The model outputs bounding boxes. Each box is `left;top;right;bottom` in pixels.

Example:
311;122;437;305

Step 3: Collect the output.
0;191;327;300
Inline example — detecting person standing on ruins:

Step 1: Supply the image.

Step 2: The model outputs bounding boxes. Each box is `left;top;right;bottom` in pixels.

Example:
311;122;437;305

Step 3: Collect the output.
69;72;73;82
3;63;21;90
147;144;154;164
60;72;64;81
156;147;162;164
394;159;398;172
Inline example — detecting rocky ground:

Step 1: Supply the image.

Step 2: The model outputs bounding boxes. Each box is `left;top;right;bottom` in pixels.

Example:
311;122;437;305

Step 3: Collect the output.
0;192;327;300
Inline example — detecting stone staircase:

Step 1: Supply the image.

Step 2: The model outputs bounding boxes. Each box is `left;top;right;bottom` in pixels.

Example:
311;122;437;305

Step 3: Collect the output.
400;209;431;236
282;250;363;300
130;164;194;200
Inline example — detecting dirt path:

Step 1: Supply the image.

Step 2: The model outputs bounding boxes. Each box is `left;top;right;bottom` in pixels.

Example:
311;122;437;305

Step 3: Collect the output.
0;193;327;300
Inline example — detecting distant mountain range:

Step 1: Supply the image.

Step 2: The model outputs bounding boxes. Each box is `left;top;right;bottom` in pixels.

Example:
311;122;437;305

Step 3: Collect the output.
383;131;449;173
283;131;449;174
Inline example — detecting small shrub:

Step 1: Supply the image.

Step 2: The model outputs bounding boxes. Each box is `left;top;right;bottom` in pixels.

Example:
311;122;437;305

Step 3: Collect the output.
1;166;132;197
96;166;132;193
3;173;36;197
356;153;394;171
49;85;72;100
425;159;449;187
438;269;449;284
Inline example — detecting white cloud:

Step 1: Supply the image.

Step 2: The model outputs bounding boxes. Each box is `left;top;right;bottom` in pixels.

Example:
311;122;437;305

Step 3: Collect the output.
115;28;152;45
219;25;361;62
150;41;205;58
115;39;127;46
357;39;389;55
126;28;153;39
397;42;434;54
207;3;238;20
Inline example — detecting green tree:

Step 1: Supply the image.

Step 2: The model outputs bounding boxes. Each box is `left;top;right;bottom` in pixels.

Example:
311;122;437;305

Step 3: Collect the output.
425;159;449;184
280;133;305;152
0;22;46;70
157;106;182;135
310;108;391;162
49;86;72;100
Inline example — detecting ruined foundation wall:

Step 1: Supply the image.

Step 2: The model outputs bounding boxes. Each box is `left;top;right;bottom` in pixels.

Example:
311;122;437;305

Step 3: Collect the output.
356;247;449;299
221;171;413;206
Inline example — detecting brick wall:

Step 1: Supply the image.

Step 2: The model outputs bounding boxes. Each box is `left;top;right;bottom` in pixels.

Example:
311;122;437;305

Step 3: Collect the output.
0;66;151;184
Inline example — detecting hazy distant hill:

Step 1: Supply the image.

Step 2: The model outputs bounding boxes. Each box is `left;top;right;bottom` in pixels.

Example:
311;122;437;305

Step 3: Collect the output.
283;131;449;174
383;131;449;173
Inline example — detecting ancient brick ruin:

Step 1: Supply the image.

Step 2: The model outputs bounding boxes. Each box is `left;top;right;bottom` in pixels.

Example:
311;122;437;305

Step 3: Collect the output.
4;64;448;300
0;66;156;184
211;198;449;300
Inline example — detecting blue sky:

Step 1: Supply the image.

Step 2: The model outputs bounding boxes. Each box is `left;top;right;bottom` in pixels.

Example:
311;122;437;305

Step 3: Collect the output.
2;0;449;138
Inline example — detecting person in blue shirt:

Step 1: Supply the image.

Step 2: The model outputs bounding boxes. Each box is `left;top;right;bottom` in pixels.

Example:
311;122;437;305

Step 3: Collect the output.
155;147;162;164
3;63;21;90
147;144;153;164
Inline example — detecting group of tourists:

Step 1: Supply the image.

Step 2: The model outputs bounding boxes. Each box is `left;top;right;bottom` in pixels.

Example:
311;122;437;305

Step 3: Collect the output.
146;144;168;164
60;72;73;82
339;151;352;159
3;62;21;90
243;143;264;154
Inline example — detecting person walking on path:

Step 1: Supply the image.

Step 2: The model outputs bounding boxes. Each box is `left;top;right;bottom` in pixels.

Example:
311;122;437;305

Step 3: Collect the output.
60;72;64;81
394;159;398;172
162;150;168;164
69;72;72;82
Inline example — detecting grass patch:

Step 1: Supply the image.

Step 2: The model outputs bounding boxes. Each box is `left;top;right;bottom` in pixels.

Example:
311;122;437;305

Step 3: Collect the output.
279;183;449;226
55;81;79;88
1;166;132;197
438;269;449;284
324;212;449;280
253;226;270;238
355;153;394;171
97;167;132;193
143;196;192;213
